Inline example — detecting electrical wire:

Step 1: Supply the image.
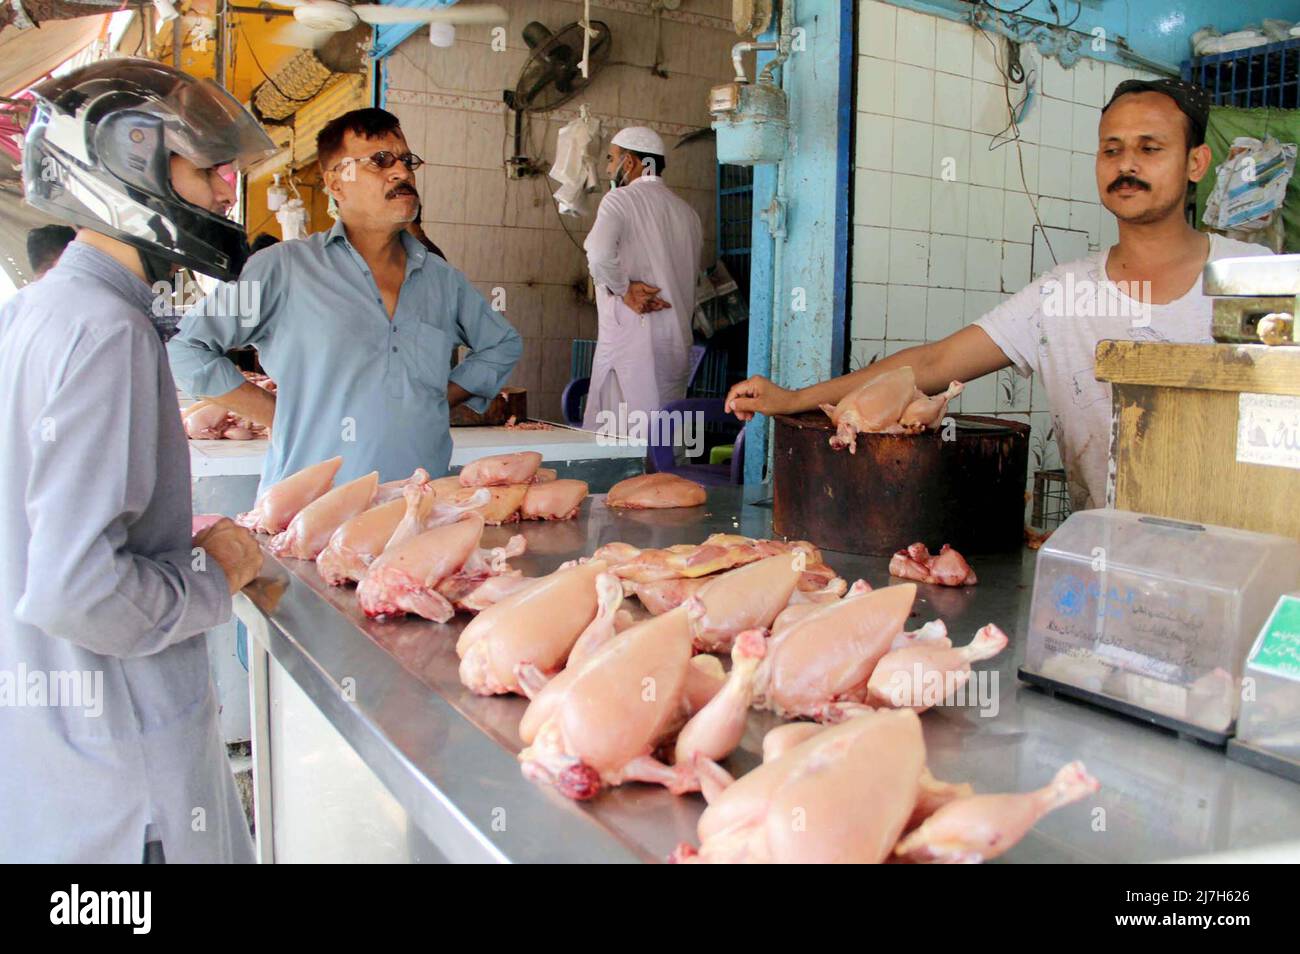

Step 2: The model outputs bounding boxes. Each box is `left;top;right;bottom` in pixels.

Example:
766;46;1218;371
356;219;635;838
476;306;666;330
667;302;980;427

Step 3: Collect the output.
1055;0;1084;30
980;0;1035;14
981;27;1058;266
133;2;148;56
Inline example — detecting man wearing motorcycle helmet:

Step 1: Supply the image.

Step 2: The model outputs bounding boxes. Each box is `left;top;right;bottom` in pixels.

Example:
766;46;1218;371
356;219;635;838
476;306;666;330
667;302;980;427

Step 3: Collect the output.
0;59;275;862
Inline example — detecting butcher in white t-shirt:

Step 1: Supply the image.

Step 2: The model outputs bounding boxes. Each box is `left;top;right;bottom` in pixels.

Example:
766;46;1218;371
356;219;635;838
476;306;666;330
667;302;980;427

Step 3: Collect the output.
726;77;1271;513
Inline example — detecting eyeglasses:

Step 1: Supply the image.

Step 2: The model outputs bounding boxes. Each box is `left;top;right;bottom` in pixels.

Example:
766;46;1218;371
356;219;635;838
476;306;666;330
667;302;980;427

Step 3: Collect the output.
331;151;425;174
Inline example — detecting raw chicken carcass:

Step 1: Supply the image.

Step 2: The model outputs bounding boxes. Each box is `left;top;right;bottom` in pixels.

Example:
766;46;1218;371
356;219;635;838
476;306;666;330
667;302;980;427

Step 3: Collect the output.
820;366;966;449
898;381;963;433
770;578;871;633
519;479;588;520
819;366;918;450
432;476;529;524
432;529;528;614
533;468;558;483
632;549;842;617
893;762;1099;863
605;472;706;510
458;451;542;487
751;582;917;721
594;534;813;584
316;471;487;584
631;578;709;615
517;606;762;799
673;710;926;864
237;457;342;534
889;542;978;586
356;513;489;621
450;574;538;614
374;467;431;504
685;552;808;653
316;498;407;585
456;560;611;696
269;471;379;560
867;623;1008;711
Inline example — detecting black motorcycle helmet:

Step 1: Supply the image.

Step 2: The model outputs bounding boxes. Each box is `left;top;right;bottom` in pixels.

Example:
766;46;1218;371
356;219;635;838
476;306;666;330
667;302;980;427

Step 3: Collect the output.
23;59;276;282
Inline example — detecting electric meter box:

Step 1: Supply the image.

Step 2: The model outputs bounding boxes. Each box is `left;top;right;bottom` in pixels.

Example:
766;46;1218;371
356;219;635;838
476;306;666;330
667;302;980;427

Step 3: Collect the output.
1019;509;1300;744
710;81;787;165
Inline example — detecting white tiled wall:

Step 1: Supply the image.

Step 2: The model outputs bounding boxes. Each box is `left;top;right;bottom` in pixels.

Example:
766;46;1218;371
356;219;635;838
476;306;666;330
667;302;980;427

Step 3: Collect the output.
852;1;1160;506
386;0;736;420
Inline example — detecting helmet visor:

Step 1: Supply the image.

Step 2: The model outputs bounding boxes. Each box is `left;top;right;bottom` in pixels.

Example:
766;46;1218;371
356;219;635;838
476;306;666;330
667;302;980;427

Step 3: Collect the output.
33;58;276;171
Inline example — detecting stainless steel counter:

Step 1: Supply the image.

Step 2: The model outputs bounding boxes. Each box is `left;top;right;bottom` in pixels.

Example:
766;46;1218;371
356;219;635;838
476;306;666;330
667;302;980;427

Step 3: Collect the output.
235;487;1300;863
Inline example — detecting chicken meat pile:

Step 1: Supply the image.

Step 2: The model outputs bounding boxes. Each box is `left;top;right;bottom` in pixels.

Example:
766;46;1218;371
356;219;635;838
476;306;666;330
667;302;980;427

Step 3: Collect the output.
225;454;1095;863
181;371;276;440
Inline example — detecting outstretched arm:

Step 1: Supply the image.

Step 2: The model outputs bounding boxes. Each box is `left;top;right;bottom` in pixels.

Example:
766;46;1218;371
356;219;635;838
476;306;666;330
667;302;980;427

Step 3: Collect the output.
725;325;1012;421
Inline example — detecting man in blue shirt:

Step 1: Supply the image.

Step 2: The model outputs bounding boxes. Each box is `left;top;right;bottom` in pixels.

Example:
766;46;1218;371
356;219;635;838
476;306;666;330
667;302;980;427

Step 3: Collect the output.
169;108;522;490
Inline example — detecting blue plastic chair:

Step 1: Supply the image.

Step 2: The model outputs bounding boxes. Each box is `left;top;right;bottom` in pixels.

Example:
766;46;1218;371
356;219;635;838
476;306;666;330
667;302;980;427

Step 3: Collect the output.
561;376;589;426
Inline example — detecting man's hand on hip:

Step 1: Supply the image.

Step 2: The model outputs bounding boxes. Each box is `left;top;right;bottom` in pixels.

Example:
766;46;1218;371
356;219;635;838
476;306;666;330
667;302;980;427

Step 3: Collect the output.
622;281;671;314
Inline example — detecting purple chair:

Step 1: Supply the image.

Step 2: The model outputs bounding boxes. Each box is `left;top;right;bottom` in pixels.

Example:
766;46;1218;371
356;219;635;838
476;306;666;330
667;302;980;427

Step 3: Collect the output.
645;398;746;486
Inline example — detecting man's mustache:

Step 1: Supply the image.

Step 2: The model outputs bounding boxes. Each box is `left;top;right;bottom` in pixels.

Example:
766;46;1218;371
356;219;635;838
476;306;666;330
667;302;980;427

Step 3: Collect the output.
386;183;418;199
1107;174;1150;193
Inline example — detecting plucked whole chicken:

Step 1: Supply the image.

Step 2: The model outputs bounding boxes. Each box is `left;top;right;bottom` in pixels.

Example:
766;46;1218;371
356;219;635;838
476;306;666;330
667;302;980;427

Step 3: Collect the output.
819;366;964;451
673;714;1098;864
517;605;765;799
237;457;342;534
356;510;526;622
457;560;611;696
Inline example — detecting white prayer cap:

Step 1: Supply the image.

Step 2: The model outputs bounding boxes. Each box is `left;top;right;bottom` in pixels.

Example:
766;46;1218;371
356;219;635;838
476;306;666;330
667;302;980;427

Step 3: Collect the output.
610;126;665;155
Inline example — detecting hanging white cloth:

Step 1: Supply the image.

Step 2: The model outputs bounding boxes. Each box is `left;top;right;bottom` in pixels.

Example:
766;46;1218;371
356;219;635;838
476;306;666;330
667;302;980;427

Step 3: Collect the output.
549;109;602;216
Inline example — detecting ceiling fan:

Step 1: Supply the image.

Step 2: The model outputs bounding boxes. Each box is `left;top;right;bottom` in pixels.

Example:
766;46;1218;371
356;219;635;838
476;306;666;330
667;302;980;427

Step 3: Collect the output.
261;1;509;49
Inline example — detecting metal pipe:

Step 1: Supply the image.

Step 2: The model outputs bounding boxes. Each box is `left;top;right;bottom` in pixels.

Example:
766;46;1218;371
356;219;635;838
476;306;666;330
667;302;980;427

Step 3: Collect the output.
758;0;795;86
215;0;227;89
731;40;777;83
766;0;795;478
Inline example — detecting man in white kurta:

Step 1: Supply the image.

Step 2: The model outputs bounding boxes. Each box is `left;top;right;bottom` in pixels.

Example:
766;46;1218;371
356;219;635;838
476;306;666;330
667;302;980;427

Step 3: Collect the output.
582;127;703;431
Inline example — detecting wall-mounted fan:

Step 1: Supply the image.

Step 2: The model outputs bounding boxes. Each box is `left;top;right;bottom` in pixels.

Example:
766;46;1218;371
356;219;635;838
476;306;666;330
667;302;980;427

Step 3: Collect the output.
265;0;508;49
503;20;612;178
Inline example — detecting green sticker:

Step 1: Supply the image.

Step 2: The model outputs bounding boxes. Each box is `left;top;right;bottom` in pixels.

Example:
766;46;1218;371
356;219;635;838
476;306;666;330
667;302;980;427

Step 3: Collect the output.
1249;595;1300;683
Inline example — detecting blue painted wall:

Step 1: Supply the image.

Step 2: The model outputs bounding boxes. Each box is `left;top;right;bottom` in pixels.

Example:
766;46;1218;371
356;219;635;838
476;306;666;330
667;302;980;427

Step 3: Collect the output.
744;0;853;484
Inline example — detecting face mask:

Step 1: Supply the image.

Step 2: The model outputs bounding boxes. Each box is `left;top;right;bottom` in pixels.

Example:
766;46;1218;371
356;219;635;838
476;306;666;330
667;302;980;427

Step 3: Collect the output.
609;160;628;191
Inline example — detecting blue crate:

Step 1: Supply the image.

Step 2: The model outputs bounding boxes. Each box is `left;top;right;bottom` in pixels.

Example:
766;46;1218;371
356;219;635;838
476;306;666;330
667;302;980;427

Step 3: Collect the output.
1184;38;1300;108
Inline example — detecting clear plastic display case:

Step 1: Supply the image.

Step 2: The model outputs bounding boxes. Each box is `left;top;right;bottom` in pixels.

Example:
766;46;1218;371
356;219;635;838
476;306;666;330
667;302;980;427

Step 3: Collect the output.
1020;510;1300;743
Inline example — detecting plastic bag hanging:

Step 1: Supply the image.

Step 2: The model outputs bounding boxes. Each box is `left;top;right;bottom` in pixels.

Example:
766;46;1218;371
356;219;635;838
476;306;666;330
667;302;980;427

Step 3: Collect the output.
549;106;602;216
